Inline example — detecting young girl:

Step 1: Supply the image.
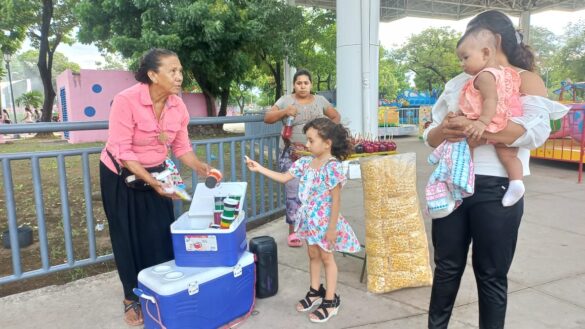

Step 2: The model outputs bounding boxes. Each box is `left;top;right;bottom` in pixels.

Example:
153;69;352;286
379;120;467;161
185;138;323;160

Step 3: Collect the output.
457;28;525;207
245;117;360;323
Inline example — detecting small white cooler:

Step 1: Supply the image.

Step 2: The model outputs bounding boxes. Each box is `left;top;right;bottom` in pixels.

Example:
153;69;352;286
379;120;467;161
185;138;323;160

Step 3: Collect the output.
171;182;247;267
137;251;255;329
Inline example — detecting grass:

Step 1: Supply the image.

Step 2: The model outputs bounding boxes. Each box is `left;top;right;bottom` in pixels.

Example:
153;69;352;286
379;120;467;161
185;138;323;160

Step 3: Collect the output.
0;132;282;297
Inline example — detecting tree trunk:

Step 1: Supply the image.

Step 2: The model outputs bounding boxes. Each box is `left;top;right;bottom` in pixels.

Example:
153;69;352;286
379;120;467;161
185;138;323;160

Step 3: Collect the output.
38;0;55;123
217;88;230;117
274;63;283;104
327;74;331;90
201;90;215;117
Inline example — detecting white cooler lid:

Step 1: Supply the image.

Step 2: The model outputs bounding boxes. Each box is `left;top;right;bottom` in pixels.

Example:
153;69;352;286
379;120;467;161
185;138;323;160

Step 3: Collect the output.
188;182;247;217
138;251;254;296
171;210;246;234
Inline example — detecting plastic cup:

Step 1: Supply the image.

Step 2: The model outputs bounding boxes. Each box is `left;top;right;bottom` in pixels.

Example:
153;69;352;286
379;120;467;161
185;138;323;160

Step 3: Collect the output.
213;211;222;225
220;214;235;229
214;196;224;212
229;195;241;214
222;208;235;219
205;169;223;188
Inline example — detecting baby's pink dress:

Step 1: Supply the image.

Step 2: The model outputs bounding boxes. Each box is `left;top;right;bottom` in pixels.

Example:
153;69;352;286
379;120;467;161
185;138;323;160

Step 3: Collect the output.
459;66;522;133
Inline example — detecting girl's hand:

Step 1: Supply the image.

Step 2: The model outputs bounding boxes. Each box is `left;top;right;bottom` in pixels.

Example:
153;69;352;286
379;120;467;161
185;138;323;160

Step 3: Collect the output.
244;156;262;172
465;120;488;141
325;227;337;251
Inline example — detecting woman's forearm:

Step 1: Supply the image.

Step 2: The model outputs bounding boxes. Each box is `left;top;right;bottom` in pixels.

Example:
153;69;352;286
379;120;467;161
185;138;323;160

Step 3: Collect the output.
483;121;526;145
178;151;204;172
264;106;287;124
426;125;446;148
122;160;159;186
324;107;341;123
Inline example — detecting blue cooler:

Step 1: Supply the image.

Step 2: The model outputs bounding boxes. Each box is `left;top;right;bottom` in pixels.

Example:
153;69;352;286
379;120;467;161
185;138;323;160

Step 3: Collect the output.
171;182;247;267
136;251;255;329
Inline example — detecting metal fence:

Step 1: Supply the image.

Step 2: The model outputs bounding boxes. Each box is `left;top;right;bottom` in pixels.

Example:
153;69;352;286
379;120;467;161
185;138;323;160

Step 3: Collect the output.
0;116;284;285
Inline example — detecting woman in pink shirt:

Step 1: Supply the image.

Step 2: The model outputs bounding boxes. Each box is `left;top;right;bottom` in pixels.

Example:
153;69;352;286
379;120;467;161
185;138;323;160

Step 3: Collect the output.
99;48;210;326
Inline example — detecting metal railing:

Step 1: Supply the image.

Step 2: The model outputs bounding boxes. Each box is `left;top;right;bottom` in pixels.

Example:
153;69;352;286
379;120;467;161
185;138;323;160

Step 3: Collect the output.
0;116;284;285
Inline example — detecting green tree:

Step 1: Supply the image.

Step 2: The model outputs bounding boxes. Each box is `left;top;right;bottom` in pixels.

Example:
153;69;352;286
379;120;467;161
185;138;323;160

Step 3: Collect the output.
553;20;585;84
95;53;129;71
397;27;461;91
292;10;337;92
0;0;31;55
11;50;80;84
246;0;306;101
529;26;561;88
24;0;79;122
229;65;264;113
77;0;257;117
0;0;35;106
379;47;409;100
15;90;43;109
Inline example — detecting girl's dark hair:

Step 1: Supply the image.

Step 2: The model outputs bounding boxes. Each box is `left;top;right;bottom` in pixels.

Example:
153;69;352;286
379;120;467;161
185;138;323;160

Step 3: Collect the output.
303;117;352;161
466;10;535;71
135;48;177;84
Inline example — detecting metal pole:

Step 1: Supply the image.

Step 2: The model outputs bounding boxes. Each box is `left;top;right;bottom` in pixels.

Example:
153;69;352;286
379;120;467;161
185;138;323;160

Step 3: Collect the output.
5;58;17;124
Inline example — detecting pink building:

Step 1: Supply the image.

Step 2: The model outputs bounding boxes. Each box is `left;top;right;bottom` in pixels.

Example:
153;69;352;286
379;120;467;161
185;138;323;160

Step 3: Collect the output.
56;69;210;144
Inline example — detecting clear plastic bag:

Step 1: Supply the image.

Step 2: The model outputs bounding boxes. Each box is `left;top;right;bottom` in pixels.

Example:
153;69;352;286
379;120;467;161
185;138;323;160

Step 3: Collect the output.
359;153;433;293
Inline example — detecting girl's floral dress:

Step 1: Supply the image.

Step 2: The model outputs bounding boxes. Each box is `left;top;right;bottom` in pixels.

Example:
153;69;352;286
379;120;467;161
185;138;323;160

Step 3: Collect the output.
289;156;361;253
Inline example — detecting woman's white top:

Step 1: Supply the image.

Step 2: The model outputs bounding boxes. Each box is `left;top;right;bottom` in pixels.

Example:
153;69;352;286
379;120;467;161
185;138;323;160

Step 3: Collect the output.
422;73;570;178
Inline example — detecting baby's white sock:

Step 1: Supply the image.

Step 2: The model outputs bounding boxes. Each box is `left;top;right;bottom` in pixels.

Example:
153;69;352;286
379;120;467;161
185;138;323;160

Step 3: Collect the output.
502;180;525;207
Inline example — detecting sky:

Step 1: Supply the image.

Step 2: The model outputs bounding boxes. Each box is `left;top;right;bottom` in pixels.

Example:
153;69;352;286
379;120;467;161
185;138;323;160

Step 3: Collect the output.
20;8;585;70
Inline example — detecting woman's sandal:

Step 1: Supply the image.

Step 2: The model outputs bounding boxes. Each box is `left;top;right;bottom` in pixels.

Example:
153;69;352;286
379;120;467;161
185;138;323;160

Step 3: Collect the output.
296;284;326;312
287;232;303;248
309;294;341;323
123;300;144;326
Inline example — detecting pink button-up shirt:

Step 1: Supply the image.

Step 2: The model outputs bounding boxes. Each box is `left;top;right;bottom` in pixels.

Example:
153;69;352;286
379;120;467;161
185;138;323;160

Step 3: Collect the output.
100;83;192;173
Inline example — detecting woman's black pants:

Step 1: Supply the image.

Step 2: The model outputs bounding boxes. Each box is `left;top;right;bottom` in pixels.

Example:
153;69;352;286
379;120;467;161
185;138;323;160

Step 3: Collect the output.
100;162;175;302
428;175;523;329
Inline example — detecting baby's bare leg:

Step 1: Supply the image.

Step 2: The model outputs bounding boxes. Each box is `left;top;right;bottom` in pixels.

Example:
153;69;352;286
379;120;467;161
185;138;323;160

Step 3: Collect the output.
495;145;522;180
495;145;525;207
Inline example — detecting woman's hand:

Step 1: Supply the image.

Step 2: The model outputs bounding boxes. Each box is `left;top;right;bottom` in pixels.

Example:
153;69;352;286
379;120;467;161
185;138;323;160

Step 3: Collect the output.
195;162;210;177
325;227;337;251
284;105;298;117
244;156;263;172
440;112;468;142
151;180;179;199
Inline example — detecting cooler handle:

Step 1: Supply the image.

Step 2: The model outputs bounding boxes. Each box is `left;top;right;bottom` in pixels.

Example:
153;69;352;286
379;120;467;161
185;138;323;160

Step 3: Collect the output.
134;288;168;329
239;239;247;252
133;288;156;303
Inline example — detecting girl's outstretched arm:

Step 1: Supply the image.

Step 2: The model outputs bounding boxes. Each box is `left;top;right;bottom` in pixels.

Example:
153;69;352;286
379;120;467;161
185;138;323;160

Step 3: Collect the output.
245;156;294;184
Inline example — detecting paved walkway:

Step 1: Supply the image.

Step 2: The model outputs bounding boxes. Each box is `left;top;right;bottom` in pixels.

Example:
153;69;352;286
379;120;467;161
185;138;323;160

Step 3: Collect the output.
1;137;585;329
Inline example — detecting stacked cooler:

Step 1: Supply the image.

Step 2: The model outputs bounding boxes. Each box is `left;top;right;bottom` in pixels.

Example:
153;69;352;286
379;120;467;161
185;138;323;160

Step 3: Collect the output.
136;182;255;329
